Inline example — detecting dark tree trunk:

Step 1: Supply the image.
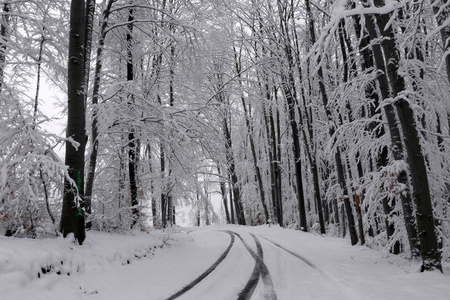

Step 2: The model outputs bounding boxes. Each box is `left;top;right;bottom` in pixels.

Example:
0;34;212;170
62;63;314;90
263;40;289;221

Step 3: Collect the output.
234;48;269;223
226;128;246;225
254;9;283;226
271;105;283;226
146;146;159;227
213;58;245;225
85;0;114;230
337;21;364;244
352;12;399;253
167;161;173;227
165;41;175;227
0;2;10;93
229;182;235;224
369;0;442;271
81;0;95;229
261;78;283;226
292;9;325;234
276;0;307;231
217;164;231;224
61;0;86;244
160;143;167;228
126;6;139;228
363;10;421;257
305;0;356;241
262;100;278;224
83;0;95;98
431;0;450;84
346;158;365;245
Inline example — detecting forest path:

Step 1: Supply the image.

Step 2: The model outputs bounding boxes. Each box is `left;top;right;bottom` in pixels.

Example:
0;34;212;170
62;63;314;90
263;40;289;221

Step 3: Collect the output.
163;227;356;300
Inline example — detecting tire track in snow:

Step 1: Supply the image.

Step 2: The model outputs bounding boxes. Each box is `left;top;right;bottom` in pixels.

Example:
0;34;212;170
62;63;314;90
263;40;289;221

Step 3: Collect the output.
165;231;235;300
259;235;363;300
229;231;277;300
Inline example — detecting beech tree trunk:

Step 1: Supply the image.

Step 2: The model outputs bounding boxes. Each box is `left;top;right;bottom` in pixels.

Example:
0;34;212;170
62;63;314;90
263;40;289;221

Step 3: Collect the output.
431;0;450;83
0;2;10;93
369;0;442;271
234;47;269;223
217;164;231;224
85;0;114;229
276;0;307;231
61;0;86;244
364;12;421;257
305;0;357;242
126;6;139;228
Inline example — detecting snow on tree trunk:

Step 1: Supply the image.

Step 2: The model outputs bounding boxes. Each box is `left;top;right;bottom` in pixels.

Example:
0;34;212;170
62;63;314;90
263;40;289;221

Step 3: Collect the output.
61;0;86;244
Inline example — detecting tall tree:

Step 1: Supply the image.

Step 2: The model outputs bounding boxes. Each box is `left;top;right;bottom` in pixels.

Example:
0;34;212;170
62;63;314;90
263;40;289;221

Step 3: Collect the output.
126;4;139;228
363;0;442;270
85;0;115;230
0;2;10;93
60;0;87;244
276;0;308;231
233;44;269;224
305;0;357;242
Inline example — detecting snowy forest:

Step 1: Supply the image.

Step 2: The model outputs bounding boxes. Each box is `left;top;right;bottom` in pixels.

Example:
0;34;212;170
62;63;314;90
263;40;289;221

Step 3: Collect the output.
0;0;449;274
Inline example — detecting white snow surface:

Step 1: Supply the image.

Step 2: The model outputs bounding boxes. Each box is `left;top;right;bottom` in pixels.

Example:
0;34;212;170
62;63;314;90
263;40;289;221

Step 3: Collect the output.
0;225;449;300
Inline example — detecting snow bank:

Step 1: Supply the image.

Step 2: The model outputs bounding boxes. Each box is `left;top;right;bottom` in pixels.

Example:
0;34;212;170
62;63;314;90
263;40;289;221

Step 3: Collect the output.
0;229;170;299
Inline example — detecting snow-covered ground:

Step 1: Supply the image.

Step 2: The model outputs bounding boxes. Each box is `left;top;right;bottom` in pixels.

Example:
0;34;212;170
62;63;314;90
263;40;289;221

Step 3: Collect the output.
0;225;449;300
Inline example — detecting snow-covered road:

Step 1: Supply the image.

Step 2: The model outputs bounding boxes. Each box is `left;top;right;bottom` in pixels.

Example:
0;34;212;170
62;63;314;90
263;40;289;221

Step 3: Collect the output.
1;225;449;299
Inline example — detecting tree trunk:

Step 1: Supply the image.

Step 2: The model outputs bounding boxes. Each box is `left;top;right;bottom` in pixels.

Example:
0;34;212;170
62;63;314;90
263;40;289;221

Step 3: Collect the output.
305;0;356;241
146;145;159;227
431;0;450;84
126;6;139;228
83;0;95;99
0;2;10;93
160;142;167;228
229;181;235;224
370;0;442;271
217;164;231;224
165;40;176;227
361;10;421;256
234;47;269;223
81;0;95;229
352;11;400;253
254;9;283;226
213;58;245;225
291;7;326;234
276;0;307;231
85;0;114;230
61;0;86;244
225;124;246;225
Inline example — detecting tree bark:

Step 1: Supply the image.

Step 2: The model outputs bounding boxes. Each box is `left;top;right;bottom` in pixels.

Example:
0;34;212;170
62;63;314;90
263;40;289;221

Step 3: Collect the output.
160;142;167;228
217;164;230;224
352;11;399;253
276;0;307;231
234;47;269;223
370;0;442;271
0;2;10;93
291;4;325;234
61;0;86;244
224;121;245;225
85;0;114;230
126;6;139;228
305;0;356;241
431;0;450;84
